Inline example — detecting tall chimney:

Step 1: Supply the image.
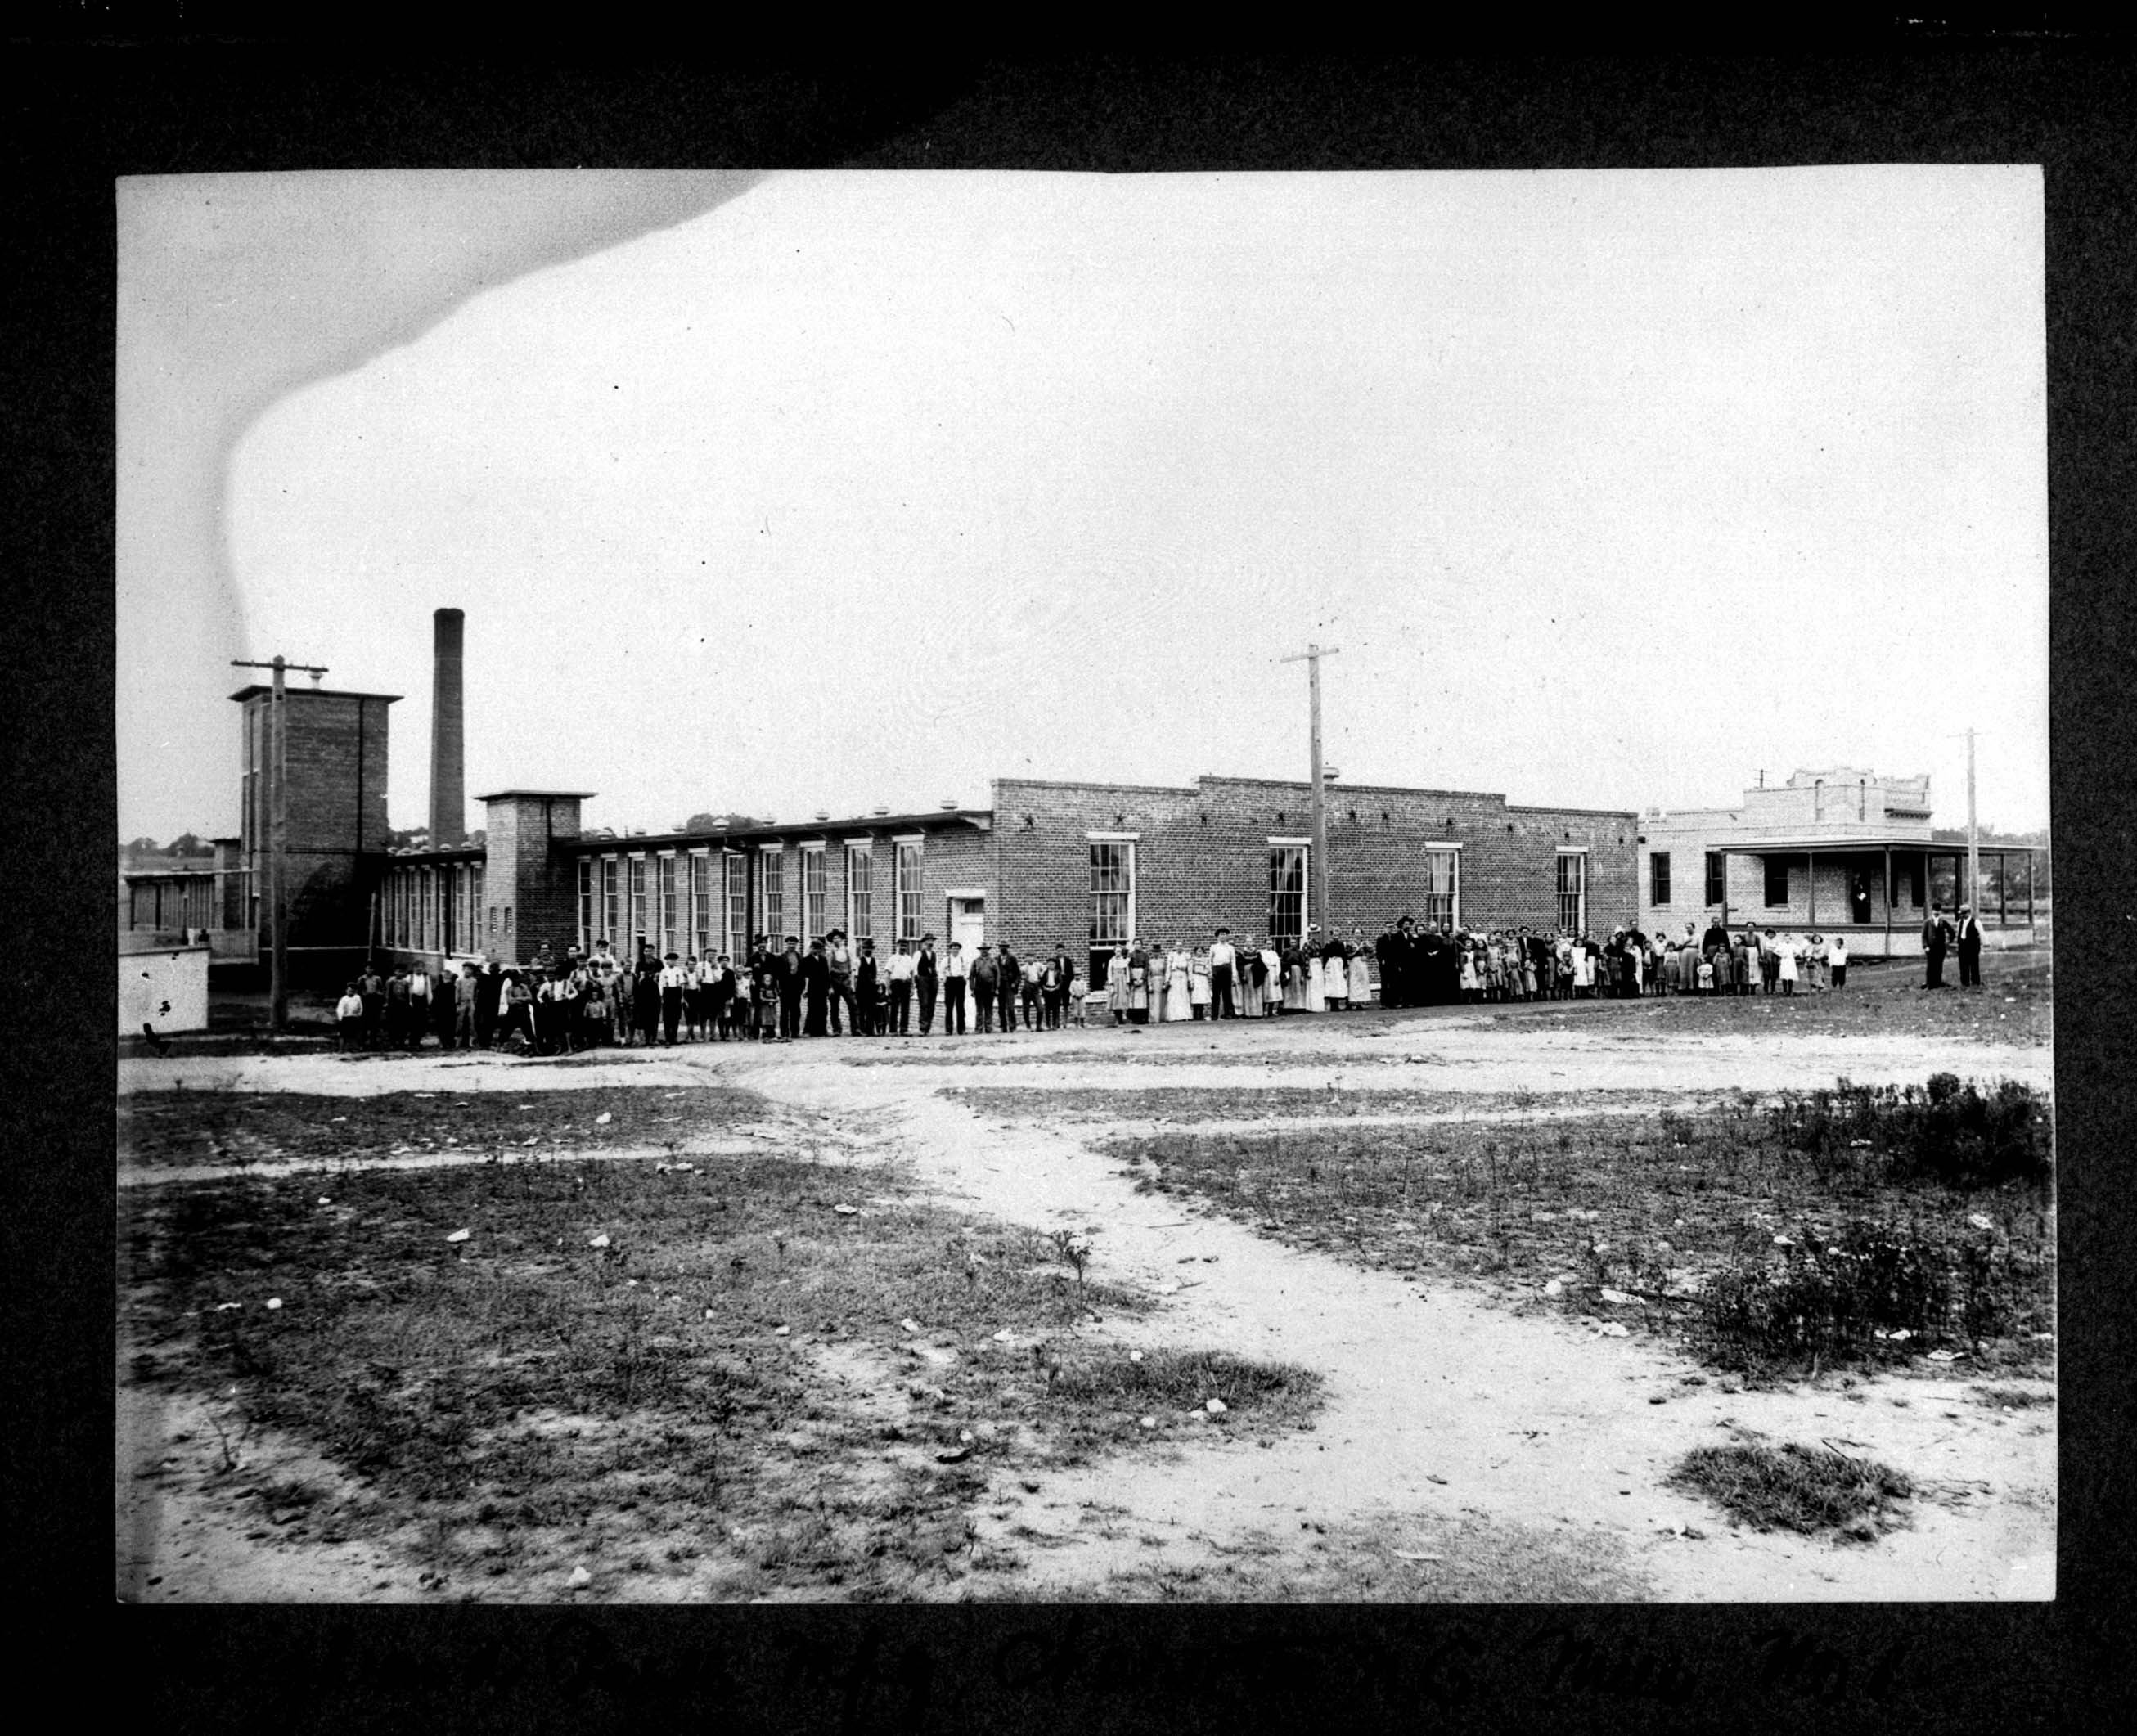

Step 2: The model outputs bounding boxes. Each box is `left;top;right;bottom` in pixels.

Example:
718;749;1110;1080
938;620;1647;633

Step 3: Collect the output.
429;608;466;846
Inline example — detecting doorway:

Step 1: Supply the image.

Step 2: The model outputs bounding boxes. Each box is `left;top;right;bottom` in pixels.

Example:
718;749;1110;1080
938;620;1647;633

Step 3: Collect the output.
947;895;986;960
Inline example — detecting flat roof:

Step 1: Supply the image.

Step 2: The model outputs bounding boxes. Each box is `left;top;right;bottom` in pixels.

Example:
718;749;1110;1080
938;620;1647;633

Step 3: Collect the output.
473;789;599;801
229;685;401;704
568;808;992;850
1708;834;2037;853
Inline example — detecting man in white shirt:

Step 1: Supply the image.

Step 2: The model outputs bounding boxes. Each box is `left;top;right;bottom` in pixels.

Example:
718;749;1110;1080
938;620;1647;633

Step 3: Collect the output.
658;951;689;1046
826;929;857;1035
1208;928;1238;1020
884;941;917;1035
1829;932;1849;990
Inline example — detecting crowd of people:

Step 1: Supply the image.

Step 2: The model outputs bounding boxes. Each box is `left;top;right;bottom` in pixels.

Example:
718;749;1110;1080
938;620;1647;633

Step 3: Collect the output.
332;904;1987;1054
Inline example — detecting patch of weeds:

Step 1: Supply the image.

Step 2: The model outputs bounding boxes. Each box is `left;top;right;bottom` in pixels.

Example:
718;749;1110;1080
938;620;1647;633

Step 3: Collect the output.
116;1086;774;1169
1043;1348;1321;1451
1666;1439;1913;1541
1971;1384;2054;1410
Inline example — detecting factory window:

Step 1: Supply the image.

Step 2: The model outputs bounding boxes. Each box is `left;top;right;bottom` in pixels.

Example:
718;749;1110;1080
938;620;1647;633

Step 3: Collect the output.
1423;847;1459;932
658;853;679;956
758;849;786;942
724;852;747;958
1764;857;1790;909
1555;849;1586;935
800;846;827;943
845;846;873;943
1268;846;1307;949
689;851;712;957
893;842;924;943
601;857;619;942
1089;841;1135;981
1649;851;1671;908
1704;852;1725;907
628;855;649;956
578;858;594;949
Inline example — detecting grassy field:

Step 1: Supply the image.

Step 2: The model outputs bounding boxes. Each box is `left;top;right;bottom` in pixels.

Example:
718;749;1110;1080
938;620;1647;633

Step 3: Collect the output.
120;1098;1320;1600
1094;1077;2054;1383
119;1086;774;1170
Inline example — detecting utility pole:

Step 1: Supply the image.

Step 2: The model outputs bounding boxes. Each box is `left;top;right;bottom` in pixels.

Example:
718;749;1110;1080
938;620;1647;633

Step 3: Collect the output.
1280;642;1341;937
1965;726;1981;919
232;654;328;1032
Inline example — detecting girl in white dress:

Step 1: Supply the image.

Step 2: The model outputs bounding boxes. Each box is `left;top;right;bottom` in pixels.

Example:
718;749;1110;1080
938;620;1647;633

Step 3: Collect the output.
1305;929;1327;1011
1778;933;1799;996
1572;942;1594;998
1188;946;1212;1019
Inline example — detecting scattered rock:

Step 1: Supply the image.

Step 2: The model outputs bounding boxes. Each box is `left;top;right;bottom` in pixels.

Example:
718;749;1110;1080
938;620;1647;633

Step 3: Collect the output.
316;1196;331;1207
1205;1398;1228;1415
935;1446;973;1464
1139;1416;1158;1430
833;1204;859;1216
772;1326;790;1337
1598;1323;1629;1338
594;1112;613;1125
444;1229;471;1244
265;1298;282;1311
992;1329;1013;1342
1129;1350;1145;1363
566;1564;592;1590
588;1234;611;1248
900;1318;921;1333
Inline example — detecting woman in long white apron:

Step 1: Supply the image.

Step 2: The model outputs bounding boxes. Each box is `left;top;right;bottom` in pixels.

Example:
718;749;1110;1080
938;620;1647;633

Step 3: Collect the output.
1239;935;1265;1019
1304;930;1328;1011
1166;946;1193;1022
1106;945;1131;1025
1348;929;1374;1009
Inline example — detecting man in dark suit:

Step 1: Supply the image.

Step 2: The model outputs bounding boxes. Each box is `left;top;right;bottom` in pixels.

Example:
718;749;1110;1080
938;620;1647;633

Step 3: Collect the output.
915;934;940;1034
802;939;831;1035
1923;906;1952;989
777;935;806;1037
1955;904;1984;987
1378;920;1409;1009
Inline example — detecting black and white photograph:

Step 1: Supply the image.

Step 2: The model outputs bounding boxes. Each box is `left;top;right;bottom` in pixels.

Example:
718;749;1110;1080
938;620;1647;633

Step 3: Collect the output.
115;162;2054;1606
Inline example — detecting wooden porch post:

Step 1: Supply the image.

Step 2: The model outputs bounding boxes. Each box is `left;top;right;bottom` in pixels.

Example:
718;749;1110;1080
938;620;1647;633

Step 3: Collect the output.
1807;849;1816;928
1883;844;1892;960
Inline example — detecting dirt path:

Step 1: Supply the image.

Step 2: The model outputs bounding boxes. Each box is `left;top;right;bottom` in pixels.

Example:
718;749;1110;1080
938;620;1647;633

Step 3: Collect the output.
704;1041;2053;1602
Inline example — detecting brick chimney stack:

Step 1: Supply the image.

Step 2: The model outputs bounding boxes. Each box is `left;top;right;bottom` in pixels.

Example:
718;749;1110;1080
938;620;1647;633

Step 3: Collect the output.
429;608;466;846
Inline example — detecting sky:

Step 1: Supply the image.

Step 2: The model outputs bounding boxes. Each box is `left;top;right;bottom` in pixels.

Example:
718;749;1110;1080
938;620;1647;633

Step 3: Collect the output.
119;167;2049;843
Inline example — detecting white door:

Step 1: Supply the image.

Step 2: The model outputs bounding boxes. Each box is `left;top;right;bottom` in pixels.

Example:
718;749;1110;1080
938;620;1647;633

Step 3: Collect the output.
949;897;986;959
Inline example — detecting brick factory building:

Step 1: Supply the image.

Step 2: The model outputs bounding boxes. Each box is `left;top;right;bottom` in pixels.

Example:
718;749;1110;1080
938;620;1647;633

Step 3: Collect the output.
146;610;1651;985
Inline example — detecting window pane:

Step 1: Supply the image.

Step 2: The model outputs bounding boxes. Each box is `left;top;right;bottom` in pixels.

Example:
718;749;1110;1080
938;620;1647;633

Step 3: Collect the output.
601;857;619;942
578;858;593;947
846;847;872;942
724;854;747;957
759;851;785;941
803;850;826;943
1088;842;1133;951
895;843;923;942
1705;852;1725;906
691;853;711;956
1649;851;1670;907
1556;852;1586;933
1764;857;1789;908
1424;848;1458;931
1268;847;1306;947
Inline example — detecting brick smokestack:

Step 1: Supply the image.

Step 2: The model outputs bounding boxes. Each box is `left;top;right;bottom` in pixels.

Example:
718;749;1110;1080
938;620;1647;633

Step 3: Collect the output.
429;608;466;847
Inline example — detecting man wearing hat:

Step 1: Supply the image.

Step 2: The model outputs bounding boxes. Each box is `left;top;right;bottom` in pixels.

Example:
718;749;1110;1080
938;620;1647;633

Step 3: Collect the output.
1922;906;1954;989
1955;904;1984;987
659;950;688;1046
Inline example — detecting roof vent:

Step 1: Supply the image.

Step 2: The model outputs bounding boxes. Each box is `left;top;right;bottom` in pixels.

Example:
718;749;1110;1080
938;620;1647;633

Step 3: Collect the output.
939;798;959;811
814;809;830;821
872;805;891;817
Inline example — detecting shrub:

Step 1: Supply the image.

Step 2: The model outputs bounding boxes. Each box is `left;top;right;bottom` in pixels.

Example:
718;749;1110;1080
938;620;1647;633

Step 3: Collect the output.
1693;1216;2037;1376
1762;1077;2051;1193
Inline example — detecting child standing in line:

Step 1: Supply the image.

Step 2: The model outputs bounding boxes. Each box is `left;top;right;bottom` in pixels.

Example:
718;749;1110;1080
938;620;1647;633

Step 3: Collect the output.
1068;966;1088;1028
1696;956;1716;995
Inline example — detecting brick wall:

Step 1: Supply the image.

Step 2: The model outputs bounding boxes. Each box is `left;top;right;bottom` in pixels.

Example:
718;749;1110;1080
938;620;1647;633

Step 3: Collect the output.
236;689;394;965
484;794;583;965
992;776;1639;964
